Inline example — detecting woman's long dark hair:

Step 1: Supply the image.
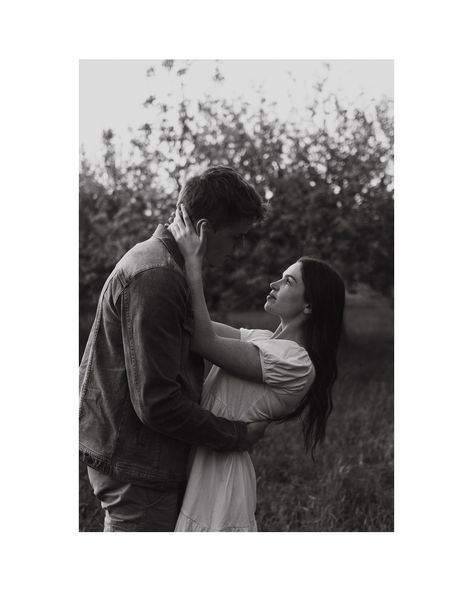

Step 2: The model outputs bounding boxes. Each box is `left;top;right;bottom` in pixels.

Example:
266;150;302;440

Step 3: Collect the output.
276;257;346;460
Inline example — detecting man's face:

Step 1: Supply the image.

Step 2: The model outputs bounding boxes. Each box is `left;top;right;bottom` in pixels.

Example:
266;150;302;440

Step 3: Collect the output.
205;219;253;267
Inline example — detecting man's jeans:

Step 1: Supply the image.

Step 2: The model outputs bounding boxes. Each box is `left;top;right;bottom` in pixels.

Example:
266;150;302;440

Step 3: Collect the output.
87;467;184;532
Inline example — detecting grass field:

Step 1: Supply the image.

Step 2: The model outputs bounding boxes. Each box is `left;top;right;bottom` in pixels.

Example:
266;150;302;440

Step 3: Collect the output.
79;296;393;532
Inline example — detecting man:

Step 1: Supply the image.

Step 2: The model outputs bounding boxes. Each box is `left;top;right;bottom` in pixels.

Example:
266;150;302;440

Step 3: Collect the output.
79;166;266;531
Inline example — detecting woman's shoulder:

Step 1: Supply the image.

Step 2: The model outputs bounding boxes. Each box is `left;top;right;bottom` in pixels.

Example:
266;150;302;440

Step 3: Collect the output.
268;338;313;369
255;338;314;393
239;327;275;342
245;332;312;372
241;328;310;362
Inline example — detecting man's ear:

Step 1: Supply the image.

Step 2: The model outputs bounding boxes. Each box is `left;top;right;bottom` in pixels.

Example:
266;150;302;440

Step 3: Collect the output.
303;305;312;315
196;218;212;234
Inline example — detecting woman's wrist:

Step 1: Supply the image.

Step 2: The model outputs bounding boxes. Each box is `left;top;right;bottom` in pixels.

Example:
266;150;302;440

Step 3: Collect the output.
185;259;203;280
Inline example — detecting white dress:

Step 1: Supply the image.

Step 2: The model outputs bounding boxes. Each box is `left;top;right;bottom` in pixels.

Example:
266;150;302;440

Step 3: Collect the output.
174;328;315;532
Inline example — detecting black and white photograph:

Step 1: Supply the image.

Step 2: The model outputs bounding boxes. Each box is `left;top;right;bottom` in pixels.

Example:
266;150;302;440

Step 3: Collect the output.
3;0;473;586
79;59;394;532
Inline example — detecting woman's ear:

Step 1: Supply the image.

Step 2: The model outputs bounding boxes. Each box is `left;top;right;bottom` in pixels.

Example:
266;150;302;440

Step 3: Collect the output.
303;305;312;315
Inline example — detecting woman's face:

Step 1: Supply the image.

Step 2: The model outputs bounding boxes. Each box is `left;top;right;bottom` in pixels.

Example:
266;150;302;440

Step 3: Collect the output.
264;261;308;320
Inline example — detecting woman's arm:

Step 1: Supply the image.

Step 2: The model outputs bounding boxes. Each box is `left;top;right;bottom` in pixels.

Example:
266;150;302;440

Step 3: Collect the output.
212;321;241;339
169;205;263;383
187;270;262;382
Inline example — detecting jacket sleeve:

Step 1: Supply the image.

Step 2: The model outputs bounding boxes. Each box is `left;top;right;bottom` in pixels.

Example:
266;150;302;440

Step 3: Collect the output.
121;266;249;451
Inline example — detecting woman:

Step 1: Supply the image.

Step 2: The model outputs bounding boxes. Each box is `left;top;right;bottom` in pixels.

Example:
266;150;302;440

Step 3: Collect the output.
169;205;345;532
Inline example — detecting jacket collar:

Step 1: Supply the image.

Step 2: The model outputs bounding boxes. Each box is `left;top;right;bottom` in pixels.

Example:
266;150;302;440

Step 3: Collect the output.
152;224;185;270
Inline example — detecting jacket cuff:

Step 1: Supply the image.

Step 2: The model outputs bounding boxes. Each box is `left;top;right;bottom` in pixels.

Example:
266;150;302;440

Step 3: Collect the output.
234;421;249;451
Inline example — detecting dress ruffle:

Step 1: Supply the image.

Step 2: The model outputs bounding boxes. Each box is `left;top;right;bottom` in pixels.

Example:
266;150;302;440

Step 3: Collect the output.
175;511;257;532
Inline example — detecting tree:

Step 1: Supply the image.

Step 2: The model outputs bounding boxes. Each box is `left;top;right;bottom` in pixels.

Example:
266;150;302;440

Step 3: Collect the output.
80;63;393;318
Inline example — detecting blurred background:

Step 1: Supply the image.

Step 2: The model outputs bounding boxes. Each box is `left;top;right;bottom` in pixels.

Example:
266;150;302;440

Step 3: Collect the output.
79;60;394;532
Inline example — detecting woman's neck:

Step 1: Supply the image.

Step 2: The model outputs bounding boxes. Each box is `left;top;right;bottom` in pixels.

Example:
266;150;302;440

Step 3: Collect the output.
273;318;306;347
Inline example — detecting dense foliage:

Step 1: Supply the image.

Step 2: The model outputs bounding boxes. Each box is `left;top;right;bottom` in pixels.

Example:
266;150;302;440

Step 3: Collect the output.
80;64;393;315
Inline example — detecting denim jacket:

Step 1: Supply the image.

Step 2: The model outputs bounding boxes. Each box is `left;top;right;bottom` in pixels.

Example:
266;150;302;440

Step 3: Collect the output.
79;225;249;489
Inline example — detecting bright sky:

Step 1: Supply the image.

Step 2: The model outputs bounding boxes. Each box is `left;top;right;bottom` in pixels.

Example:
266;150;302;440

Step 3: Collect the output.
80;60;393;162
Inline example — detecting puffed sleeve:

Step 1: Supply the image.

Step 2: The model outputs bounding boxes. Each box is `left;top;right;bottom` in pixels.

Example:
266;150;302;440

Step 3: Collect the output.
241;329;315;396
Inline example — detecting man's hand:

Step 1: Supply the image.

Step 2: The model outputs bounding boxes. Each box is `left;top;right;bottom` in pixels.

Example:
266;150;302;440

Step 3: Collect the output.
245;421;268;449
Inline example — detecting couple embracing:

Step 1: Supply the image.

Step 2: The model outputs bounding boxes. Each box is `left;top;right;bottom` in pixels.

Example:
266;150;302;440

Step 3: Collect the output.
79;166;345;532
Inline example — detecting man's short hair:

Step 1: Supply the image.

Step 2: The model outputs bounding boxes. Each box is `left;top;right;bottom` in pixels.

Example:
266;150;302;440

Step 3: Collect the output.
177;166;265;230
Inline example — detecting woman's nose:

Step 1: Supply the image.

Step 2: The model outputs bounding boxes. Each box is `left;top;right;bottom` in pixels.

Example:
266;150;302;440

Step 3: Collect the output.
270;280;278;290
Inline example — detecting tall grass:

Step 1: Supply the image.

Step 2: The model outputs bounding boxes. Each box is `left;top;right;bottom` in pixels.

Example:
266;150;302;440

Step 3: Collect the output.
252;337;393;531
79;301;393;532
